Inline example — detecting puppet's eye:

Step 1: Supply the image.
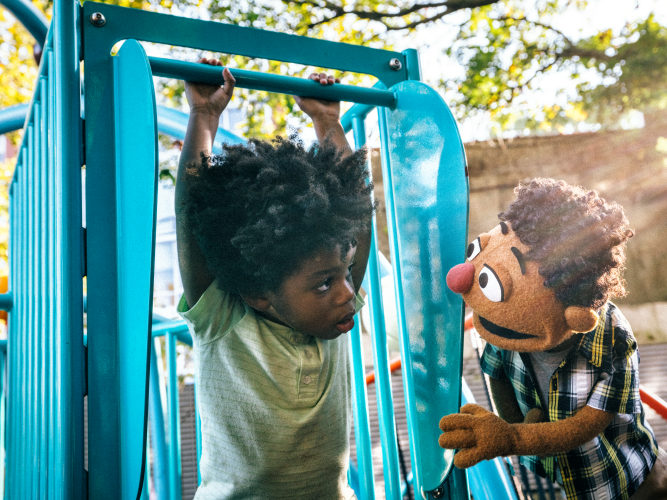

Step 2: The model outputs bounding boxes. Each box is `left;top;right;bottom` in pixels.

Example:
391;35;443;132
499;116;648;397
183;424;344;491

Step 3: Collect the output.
478;265;504;302
467;238;482;261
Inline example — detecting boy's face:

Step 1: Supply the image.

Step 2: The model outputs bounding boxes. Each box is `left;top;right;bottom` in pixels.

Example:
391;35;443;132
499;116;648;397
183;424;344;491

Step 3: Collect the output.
263;245;358;340
448;224;577;352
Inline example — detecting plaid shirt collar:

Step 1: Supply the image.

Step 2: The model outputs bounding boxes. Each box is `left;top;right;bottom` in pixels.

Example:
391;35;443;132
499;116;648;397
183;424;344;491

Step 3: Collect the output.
575;303;614;374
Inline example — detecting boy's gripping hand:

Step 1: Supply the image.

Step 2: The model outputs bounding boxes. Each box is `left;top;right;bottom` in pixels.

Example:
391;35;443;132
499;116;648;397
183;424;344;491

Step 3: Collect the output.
295;73;349;153
294;73;341;123
185;58;236;125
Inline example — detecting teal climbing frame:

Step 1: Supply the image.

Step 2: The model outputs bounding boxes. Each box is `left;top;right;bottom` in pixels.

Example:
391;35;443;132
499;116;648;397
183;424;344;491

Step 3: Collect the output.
0;0;509;497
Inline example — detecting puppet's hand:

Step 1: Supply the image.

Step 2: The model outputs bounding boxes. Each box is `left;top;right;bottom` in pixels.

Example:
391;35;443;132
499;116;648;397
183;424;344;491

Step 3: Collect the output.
523;408;547;424
438;404;518;469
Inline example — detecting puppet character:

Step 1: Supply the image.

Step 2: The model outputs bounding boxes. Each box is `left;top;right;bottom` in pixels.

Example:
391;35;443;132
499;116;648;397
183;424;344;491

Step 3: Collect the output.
439;178;666;499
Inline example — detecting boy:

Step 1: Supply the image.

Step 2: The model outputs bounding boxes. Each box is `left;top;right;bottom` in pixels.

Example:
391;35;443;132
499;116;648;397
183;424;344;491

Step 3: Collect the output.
441;178;667;499
175;59;374;499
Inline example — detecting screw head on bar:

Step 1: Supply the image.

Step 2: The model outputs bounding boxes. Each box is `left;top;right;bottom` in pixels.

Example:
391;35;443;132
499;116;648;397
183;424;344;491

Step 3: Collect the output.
90;12;106;27
431;487;444;499
389;58;402;71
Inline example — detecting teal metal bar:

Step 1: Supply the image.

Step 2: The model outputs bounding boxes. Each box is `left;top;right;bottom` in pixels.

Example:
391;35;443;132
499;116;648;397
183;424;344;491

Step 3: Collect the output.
348;114;376;500
32;101;41;498
27;122;35;499
0;104;31;135
0;0;49;47
54;0;85;495
149;341;169;500
166;332;182;499
83;2;409;88
402;49;421;81
0;346;5;499
149;56;396;108
39;75;49;498
0;294;12;310
47;47;57;500
369;110;402;500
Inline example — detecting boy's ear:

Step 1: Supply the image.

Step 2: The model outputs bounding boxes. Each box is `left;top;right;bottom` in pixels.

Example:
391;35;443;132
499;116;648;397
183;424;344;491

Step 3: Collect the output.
564;306;599;333
240;294;272;312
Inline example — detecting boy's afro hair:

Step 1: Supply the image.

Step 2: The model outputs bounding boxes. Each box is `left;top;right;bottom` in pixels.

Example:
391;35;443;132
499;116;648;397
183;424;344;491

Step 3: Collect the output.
183;135;374;296
499;178;634;309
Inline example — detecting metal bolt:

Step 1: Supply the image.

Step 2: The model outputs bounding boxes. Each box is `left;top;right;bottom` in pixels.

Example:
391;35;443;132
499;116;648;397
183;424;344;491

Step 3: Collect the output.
431;487;444;499
90;12;106;27
389;58;402;71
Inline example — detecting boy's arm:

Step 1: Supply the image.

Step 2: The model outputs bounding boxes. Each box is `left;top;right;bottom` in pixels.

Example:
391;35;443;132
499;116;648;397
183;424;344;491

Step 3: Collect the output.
295;73;370;293
176;59;236;307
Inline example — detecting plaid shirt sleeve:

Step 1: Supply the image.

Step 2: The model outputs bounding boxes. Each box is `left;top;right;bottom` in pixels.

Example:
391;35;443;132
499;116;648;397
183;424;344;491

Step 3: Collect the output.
480;343;508;380
587;308;643;415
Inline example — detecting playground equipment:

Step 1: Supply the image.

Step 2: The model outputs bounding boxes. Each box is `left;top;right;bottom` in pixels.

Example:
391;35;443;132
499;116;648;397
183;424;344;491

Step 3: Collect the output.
0;0;526;498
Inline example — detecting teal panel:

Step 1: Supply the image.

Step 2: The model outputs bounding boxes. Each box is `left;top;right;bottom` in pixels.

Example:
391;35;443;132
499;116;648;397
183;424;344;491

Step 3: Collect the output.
383;81;469;495
113;39;158;499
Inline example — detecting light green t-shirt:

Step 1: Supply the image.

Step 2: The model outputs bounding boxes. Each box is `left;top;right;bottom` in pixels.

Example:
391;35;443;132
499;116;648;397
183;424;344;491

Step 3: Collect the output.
178;280;363;500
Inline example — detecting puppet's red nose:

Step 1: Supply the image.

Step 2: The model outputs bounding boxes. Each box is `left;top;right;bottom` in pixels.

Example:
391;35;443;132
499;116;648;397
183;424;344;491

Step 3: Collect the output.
447;263;475;294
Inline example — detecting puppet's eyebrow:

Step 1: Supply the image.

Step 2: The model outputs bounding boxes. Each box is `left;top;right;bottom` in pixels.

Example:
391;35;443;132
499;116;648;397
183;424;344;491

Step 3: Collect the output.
500;221;508;234
511;247;526;275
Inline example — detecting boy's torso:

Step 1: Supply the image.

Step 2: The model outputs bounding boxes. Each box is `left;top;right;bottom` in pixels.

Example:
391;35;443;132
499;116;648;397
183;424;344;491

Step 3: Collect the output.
179;282;358;500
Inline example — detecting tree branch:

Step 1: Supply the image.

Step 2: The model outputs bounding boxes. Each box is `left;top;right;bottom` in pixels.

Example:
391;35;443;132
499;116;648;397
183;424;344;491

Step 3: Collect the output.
291;0;500;29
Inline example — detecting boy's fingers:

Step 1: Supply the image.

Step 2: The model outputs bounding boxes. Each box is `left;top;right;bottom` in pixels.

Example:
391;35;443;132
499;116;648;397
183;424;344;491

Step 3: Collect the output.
327;75;335;85
222;67;236;96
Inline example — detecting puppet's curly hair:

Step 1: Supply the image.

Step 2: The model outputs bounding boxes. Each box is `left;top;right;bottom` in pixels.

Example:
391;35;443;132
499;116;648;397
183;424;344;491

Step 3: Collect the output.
183;135;374;296
499;178;634;309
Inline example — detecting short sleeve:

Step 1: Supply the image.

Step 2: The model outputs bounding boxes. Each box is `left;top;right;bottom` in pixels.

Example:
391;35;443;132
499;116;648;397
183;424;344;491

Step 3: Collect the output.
177;279;247;345
587;308;642;415
481;343;508;380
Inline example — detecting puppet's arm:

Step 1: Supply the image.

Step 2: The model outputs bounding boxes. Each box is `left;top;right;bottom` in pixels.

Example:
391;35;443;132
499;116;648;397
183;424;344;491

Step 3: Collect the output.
438;403;614;469
489;377;547;424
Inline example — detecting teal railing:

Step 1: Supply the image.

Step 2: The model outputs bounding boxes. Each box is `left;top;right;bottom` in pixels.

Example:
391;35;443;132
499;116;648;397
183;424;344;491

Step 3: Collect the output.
0;0;524;498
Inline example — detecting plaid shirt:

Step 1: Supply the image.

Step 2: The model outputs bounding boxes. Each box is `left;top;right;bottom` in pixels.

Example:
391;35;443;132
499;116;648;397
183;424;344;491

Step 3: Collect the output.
481;303;658;500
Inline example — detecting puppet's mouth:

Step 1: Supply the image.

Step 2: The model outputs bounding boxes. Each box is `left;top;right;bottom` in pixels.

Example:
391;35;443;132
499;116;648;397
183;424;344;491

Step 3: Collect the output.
478;315;537;340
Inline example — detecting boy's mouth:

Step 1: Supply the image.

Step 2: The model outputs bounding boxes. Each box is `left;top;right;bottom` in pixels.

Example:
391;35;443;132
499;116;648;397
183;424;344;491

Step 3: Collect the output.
334;312;355;333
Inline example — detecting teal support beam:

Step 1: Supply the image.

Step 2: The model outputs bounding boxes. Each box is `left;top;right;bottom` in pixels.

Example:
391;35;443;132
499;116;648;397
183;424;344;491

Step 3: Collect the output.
0;293;13;311
0;0;49;47
0;105;30;136
149;56;396;108
53;0;86;495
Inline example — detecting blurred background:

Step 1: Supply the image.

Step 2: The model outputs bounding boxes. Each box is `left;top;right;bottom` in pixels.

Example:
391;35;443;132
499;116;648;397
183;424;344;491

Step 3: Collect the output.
2;0;667;498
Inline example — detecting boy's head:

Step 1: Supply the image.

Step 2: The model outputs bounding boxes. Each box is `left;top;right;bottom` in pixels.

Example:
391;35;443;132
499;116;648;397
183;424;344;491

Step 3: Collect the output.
447;178;634;352
184;135;374;338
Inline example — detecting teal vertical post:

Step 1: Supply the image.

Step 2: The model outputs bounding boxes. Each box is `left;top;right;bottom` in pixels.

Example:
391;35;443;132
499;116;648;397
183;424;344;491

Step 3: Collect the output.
149;340;169;500
371;111;402;500
27;124;35;499
348;114;376;500
167;332;182;499
0;347;5;499
32;101;41;498
47;48;57;499
54;0;85;496
39;75;50;498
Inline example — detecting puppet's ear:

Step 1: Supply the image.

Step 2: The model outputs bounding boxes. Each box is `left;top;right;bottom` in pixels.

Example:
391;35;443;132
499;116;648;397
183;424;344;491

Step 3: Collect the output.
564;306;599;333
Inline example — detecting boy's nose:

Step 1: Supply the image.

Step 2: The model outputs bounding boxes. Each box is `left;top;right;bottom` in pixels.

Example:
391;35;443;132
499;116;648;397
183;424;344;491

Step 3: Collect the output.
447;263;475;294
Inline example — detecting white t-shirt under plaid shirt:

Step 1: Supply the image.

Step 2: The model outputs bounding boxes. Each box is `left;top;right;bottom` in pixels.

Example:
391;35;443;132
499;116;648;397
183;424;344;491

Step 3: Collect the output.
178;279;362;500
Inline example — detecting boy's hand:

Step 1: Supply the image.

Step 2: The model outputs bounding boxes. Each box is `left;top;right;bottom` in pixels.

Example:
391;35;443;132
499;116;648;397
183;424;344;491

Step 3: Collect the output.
185;58;236;120
294;73;341;124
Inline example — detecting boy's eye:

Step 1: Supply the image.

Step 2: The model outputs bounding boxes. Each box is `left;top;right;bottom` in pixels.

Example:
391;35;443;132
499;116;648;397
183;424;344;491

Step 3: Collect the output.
478;264;504;302
467;238;482;261
346;262;356;276
317;278;333;292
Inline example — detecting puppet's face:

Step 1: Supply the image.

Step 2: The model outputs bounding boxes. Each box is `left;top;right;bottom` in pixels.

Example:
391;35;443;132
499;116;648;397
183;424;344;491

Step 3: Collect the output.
447;223;598;352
